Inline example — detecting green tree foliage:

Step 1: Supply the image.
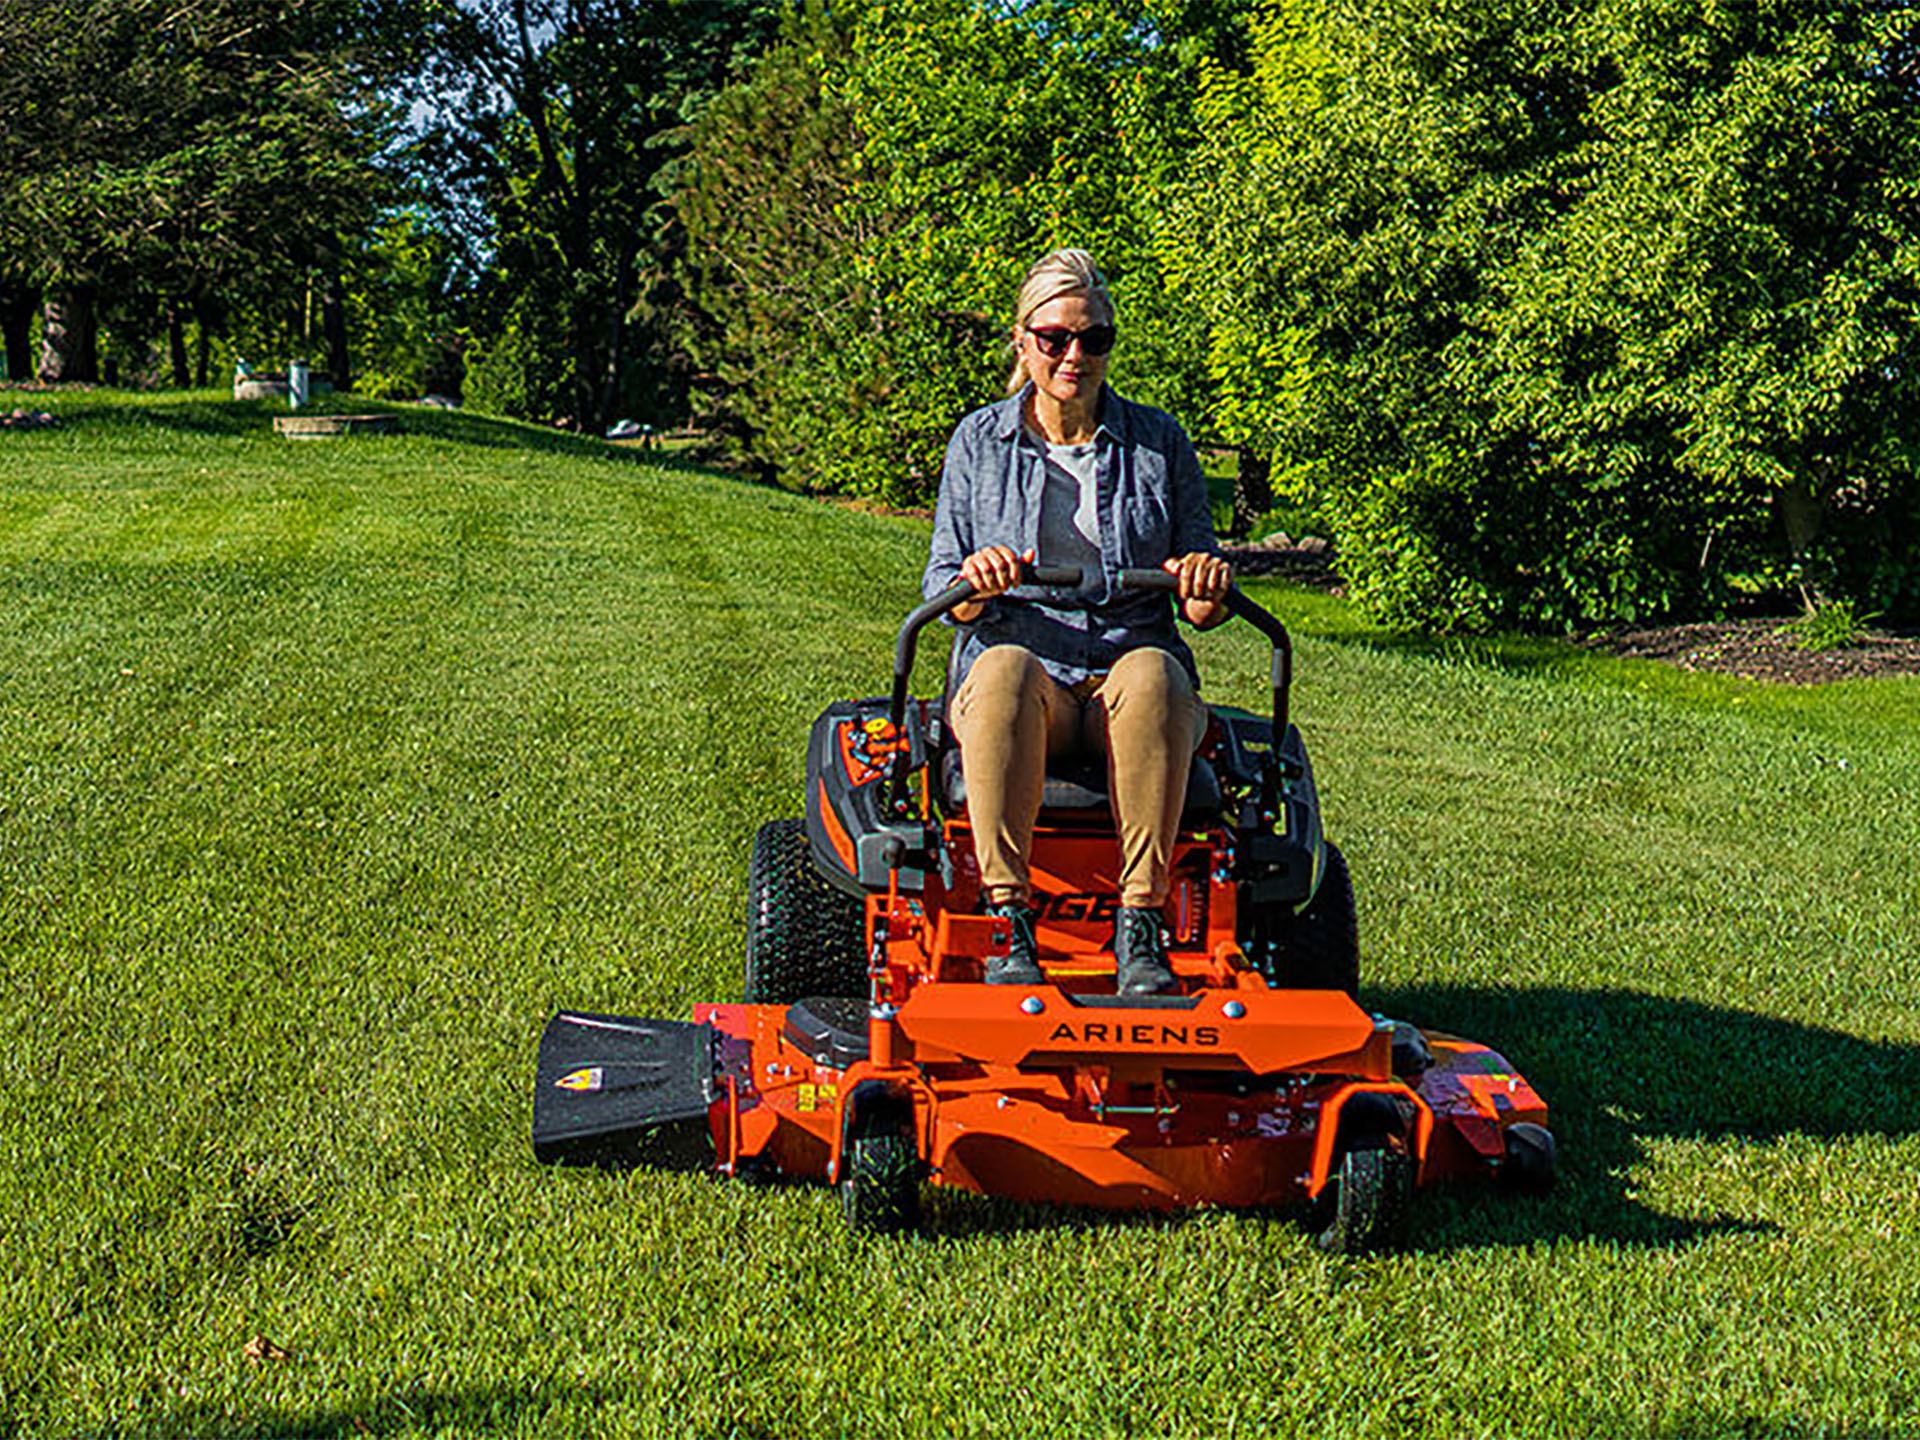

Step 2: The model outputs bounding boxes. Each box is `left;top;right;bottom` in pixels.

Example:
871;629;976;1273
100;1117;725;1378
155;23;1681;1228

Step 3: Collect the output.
1487;0;1920;620
339;210;468;399
1182;0;1920;628
673;3;871;480
424;0;777;431
675;0;1251;502
0;0;419;383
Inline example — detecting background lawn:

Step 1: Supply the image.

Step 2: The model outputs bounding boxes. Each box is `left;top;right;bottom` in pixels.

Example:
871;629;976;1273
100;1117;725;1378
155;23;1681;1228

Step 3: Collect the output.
3;392;1918;1439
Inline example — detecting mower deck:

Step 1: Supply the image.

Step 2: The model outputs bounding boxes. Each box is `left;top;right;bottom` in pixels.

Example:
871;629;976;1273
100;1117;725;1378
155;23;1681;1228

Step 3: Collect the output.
534;959;1548;1219
695;988;1539;1210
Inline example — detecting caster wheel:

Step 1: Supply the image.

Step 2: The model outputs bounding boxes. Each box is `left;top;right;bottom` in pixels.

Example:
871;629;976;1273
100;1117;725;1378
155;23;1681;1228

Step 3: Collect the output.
840;1127;921;1234
1314;1142;1413;1255
1500;1122;1557;1195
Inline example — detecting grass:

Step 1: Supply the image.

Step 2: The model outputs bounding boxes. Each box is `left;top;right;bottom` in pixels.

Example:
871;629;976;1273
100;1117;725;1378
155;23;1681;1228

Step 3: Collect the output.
3;389;1918;1439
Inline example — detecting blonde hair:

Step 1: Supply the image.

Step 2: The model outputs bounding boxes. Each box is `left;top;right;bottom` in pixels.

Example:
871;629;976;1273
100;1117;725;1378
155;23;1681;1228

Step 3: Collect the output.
1005;248;1115;394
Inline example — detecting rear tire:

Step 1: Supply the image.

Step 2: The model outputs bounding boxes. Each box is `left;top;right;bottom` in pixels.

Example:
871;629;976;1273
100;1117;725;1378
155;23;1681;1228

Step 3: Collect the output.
1250;841;1360;996
840;1129;921;1235
743;818;868;1003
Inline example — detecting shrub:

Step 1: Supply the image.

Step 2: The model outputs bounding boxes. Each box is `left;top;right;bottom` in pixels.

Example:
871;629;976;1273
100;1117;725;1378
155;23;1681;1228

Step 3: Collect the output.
1779;600;1872;652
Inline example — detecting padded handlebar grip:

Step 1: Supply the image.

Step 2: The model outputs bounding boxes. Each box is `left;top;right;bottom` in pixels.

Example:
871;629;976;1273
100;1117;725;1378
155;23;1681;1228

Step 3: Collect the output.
1027;563;1085;588
1116;567;1178;591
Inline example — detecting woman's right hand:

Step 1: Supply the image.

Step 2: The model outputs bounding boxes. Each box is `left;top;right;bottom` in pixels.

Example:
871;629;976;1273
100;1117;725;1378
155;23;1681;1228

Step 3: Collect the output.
953;545;1034;622
960;545;1033;598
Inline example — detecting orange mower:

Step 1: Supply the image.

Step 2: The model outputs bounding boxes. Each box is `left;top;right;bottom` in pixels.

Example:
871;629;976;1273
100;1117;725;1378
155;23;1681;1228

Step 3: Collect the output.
533;565;1555;1251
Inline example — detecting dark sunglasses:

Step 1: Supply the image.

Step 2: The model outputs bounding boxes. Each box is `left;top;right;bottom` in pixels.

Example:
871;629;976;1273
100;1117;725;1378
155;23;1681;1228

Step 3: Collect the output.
1025;323;1117;358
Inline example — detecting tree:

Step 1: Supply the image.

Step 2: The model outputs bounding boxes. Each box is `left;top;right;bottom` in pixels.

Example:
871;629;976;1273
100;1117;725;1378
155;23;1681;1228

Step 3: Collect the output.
674;0;1254;500
1180;0;1920;627
328;209;469;399
420;0;778;431
0;0;429;387
1484;0;1920;617
673;2;872;479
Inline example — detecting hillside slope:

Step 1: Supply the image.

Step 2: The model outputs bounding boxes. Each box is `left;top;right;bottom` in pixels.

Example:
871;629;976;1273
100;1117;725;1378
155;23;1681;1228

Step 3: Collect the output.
2;394;1916;1438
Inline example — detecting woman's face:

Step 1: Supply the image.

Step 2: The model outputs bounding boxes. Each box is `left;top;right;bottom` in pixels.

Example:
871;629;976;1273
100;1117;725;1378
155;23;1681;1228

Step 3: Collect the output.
1015;292;1111;408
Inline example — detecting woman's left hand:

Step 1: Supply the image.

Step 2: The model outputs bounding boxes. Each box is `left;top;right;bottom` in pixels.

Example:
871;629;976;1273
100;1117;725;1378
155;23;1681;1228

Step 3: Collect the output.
1164;552;1232;627
1164;552;1232;604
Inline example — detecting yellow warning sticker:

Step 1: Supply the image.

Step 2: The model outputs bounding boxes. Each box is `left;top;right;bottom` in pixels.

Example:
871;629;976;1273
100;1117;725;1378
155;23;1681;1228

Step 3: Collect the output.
555;1067;604;1093
797;1083;818;1113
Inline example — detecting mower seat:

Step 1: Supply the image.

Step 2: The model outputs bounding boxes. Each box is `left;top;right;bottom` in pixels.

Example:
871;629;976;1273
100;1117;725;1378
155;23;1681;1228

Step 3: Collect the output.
940;746;1223;825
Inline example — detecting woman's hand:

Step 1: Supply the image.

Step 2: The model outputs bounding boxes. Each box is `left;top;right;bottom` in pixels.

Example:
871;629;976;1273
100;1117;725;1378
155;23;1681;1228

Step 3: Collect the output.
1164;552;1232;628
953;545;1035;623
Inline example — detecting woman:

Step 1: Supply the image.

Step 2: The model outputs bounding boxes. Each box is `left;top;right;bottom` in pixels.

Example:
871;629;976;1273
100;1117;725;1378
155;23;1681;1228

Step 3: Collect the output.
923;248;1231;995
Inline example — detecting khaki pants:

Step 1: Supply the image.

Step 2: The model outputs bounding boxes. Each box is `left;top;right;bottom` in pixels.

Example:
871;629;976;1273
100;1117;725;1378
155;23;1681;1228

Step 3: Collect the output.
949;645;1207;909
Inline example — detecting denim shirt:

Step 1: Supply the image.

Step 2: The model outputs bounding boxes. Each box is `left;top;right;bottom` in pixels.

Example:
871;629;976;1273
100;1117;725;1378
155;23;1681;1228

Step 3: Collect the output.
923;385;1221;689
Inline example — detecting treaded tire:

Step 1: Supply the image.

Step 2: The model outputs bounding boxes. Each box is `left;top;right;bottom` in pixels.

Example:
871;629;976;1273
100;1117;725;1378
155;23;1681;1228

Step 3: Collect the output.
743;818;868;1003
840;1130;921;1234
1314;1143;1413;1256
1251;841;1360;996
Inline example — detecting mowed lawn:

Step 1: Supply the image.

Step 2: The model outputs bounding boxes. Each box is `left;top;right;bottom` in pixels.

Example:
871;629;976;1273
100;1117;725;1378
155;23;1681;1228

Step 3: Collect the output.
3;391;1918;1439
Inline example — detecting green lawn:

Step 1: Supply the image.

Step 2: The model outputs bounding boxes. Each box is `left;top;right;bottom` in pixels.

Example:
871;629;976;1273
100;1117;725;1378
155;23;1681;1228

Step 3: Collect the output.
3;390;1918;1439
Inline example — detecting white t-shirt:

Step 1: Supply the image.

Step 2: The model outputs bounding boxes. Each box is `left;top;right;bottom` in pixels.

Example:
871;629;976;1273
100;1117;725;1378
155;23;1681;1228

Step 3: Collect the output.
1039;439;1100;593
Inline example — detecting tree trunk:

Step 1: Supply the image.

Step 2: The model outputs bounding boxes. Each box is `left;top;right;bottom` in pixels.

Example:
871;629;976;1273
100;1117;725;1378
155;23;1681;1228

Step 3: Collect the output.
318;230;350;389
570;297;600;433
1231;446;1273;539
38;286;100;382
192;289;218;387
1776;472;1829;607
168;303;191;388
600;246;638;434
2;282;37;381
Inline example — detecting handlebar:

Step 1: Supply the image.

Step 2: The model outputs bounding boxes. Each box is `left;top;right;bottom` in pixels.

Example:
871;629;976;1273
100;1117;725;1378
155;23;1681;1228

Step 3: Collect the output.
885;559;1294;809
1116;569;1293;739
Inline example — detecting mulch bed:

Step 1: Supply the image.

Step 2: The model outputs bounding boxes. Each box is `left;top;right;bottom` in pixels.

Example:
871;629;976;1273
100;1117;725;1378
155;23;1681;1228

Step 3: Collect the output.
1221;539;1919;685
1221;542;1345;592
1582;617;1920;685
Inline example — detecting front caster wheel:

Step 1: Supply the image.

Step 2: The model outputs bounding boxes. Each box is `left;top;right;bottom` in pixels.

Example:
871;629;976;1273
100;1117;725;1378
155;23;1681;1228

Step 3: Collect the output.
1500;1122;1557;1195
840;1128;922;1235
1314;1143;1414;1255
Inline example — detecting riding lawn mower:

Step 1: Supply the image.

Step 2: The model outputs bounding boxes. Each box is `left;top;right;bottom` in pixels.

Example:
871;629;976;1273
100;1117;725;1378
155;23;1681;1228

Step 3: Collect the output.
533;565;1554;1251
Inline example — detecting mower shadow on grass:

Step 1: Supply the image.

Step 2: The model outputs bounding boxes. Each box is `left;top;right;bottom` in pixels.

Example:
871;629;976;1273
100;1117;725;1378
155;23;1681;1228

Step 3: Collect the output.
122;1383;670;1440
1371;983;1920;1252
913;1187;1235;1242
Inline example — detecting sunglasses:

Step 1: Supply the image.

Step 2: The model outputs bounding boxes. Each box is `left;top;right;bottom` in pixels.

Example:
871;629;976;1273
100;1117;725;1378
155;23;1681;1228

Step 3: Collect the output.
1025;324;1117;358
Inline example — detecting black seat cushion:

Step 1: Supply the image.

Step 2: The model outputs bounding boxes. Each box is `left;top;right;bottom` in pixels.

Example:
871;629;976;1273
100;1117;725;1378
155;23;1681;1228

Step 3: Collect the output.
941;747;1222;824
